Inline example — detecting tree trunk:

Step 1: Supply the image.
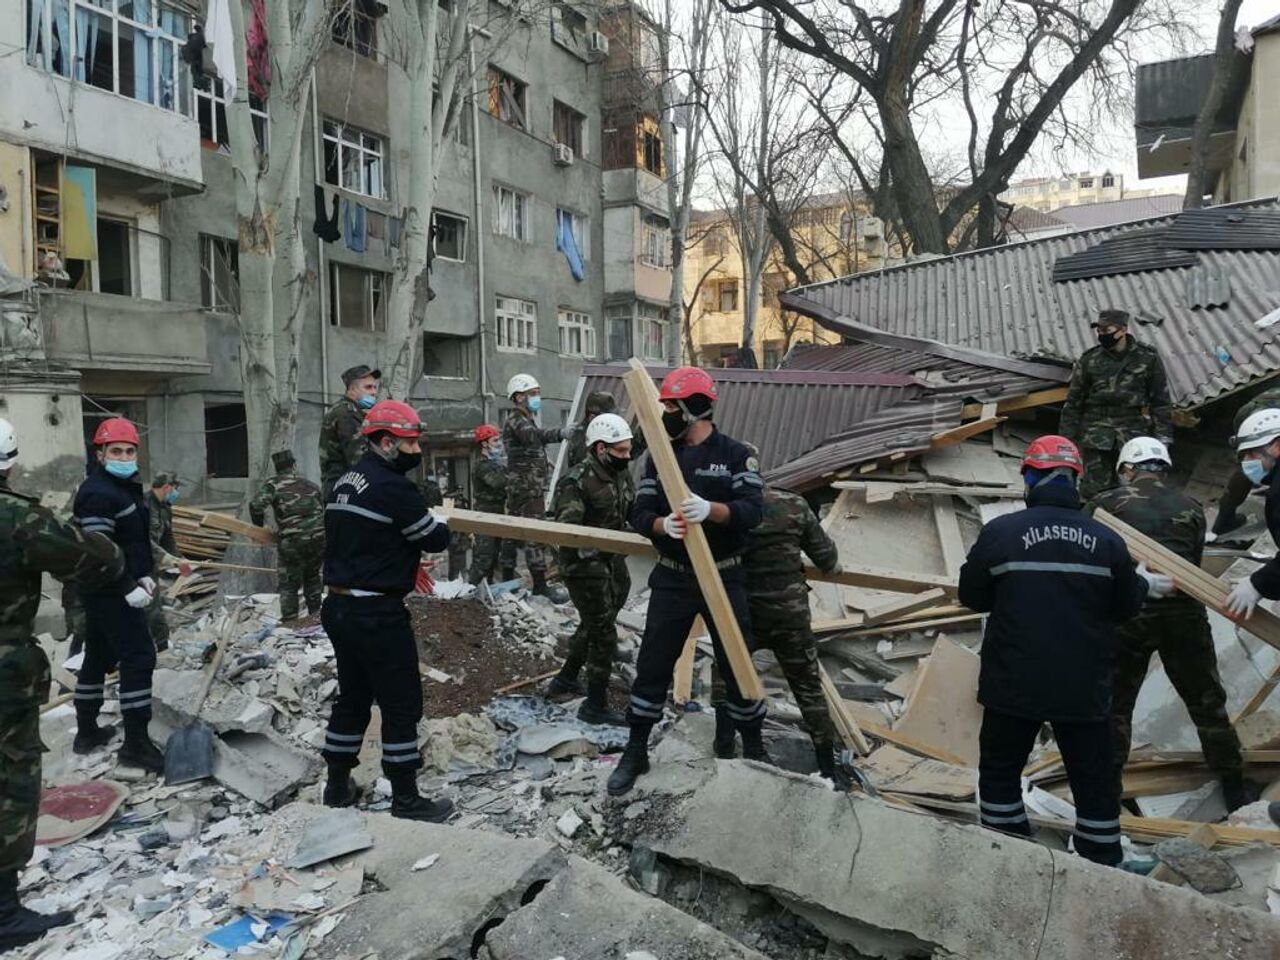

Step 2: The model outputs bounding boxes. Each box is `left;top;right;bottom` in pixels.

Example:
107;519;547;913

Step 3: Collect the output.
879;95;948;254
1184;0;1245;208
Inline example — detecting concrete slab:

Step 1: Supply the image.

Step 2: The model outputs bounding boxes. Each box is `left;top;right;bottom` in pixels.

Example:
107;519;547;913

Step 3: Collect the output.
613;760;1280;960
152;668;276;734
487;856;771;960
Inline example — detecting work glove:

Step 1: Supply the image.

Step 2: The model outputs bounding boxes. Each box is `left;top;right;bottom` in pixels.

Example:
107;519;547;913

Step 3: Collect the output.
1226;577;1263;619
560;426;575;441
663;512;687;540
139;576;157;596
124;585;152;609
178;561;193;577
1136;562;1173;599
679;493;711;524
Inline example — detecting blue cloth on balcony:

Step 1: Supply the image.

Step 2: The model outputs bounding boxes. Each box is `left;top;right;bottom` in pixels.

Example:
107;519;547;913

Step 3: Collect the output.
556;212;585;282
343;200;367;253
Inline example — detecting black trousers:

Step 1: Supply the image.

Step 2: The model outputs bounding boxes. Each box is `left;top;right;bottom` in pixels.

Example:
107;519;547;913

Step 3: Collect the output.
978;708;1122;867
321;594;423;775
627;564;765;732
76;591;156;727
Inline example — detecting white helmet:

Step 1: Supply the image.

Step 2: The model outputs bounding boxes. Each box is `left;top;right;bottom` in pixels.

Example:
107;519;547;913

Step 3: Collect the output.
1116;436;1171;472
0;418;15;470
585;413;633;447
1236;408;1280;454
507;373;539;397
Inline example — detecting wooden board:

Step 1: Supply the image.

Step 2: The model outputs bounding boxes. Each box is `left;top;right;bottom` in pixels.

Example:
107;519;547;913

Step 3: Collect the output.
862;588;949;627
826;611;983;639
931;499;966;578
929;416;1005;450
860;745;976;800
959;386;1070;419
891;636;984;767
173;506;273;545
834;480;1026;500
1235;659;1280;722
622;358;764;701
922;442;1017;487
673;617;705;704
818;662;871;755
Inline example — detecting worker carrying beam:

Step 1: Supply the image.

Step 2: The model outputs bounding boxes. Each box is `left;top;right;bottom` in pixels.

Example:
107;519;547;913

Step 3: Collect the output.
1087;437;1252;811
608;367;765;797
959;435;1167;867
565;391;647;469
1227;408;1280;623
319;400;453;822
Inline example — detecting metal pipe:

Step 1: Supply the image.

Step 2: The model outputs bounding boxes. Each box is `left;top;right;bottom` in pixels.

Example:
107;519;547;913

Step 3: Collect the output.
469;30;489;423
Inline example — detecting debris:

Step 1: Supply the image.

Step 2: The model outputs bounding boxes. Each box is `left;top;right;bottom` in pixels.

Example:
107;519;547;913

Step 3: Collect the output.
412;854;441;871
204;913;292;952
555;809;584;838
289;809;375;868
890;636;983;767
1152;837;1242;894
35;780;129;848
421;713;500;775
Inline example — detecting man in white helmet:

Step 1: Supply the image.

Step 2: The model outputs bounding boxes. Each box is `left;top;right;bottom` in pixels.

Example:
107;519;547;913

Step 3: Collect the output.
1227;410;1280;626
1087;437;1251;811
548;413;635;724
502;373;573;602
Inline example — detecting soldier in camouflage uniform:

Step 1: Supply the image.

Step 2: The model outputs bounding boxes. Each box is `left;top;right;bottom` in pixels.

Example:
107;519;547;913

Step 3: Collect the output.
1210;384;1280;538
468;425;517;584
503;373;573;601
1059;309;1172;502
0;418;142;949
1085;437;1250;811
146;472;180;650
250;450;325;621
319;364;380;499
565;391;647;469
547;414;636;725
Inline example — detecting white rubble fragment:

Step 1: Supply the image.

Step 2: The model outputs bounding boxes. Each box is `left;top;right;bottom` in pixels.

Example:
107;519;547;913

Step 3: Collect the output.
412;854;441;871
556;810;584;838
290;892;327;911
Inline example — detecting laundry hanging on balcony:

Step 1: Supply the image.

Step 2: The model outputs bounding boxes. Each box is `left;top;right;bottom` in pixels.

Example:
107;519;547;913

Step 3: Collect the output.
556;211;585;282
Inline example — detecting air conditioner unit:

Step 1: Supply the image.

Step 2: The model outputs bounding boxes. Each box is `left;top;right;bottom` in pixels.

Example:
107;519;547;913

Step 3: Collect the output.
861;216;883;239
553;142;575;166
589;31;609;56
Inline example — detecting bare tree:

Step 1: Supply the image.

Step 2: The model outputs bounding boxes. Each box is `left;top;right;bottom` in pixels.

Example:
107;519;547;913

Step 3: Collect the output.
1183;0;1246;208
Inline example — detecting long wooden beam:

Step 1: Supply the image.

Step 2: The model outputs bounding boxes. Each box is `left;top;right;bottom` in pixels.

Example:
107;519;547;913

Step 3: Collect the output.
958;386;1070;419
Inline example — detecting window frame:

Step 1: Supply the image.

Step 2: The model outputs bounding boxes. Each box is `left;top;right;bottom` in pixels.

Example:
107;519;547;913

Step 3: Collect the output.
329;262;388;332
555;207;589;260
638;302;666;361
1101;174;1115;188
493;185;531;242
332;0;379;58
552;99;587;158
199;233;240;313
431;210;468;263
323;120;387;199
194;78;269;152
557;308;596;359
606;303;633;361
487;65;528;130
494;295;538;354
713;279;738;313
640;214;669;268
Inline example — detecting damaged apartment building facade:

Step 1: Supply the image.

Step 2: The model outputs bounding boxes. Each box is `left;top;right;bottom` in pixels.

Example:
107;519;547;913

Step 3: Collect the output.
0;0;675;500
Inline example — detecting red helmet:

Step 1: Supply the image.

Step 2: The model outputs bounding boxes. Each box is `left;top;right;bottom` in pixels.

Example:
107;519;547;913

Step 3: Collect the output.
474;424;500;444
93;417;140;447
360;400;422;438
659;367;717;403
1021;435;1084;475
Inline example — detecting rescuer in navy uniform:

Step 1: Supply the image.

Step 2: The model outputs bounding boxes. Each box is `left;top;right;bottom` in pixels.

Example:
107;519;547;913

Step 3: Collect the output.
320;400;453;822
959;435;1167;867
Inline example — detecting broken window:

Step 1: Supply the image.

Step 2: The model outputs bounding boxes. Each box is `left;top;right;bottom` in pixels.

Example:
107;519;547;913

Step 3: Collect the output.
329;263;387;331
487;66;527;130
606;303;632;360
205;402;249;478
432;211;468;262
200;234;240;312
558;309;595;358
323;120;385;198
332;0;381;58
493;186;530;241
495;295;537;353
556;208;588;260
421;332;473;379
195;79;268;152
553;100;587;158
96;218;133;296
639;302;665;360
639;117;664;176
550;3;588;55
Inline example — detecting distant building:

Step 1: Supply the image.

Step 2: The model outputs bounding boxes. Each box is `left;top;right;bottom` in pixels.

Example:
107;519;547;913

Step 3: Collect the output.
999;171;1164;213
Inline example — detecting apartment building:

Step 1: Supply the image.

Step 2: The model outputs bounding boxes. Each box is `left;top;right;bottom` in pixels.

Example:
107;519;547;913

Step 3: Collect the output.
998;171;1162;213
0;0;673;502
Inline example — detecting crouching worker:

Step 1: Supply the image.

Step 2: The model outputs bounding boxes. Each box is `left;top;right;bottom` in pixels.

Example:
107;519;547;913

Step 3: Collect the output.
320;401;453;822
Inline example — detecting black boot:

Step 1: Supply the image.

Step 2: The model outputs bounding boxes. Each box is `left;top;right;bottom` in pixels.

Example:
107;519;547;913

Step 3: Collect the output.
531;571;570;604
607;739;650;797
577;680;626;726
118;716;164;774
713;705;736;759
0;871;73;951
1211;512;1249;538
1222;773;1260;813
740;728;773;764
546;665;586;698
814;740;853;791
322;765;361;808
388;771;454;823
72;709;116;755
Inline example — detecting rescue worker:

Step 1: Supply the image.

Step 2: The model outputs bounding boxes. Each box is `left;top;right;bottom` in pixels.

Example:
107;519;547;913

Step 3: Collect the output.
0;418;141;950
565;391;647;468
1087;437;1250;810
146;472;180;651
467;425;516;584
249;450;325;621
1209;385;1280;540
608;367;766;797
320;400;453;821
503;374;573;601
1059;308;1173;502
1227;409;1280;624
320;364;381;498
959;435;1166;867
73;418;165;772
548;413;635;724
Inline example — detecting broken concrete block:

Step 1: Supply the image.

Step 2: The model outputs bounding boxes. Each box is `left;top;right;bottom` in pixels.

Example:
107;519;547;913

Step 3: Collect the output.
486;857;771;959
152;669;275;735
1153;837;1242;894
1237;709;1280;750
614;759;1280;960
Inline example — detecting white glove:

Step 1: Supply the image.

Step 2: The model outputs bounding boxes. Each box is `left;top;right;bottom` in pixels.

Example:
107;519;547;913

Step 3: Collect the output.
124;585;152;609
560;426;575;441
679;494;711;524
663;512;687;540
1136;562;1174;599
139;576;156;595
1226;577;1263;619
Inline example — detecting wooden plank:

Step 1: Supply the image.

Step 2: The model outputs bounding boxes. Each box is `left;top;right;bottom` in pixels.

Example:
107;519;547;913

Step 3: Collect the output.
861;588;949;627
811;615;865;635
1235;660;1280;722
673;617;704;704
929;416;1004;450
818;662;871;755
829;611;983;639
931;499;966;578
173;506;273;545
891;636;984;767
959;386;1070;419
622;358;764;701
860;718;972;768
833;480;1025;499
1148;823;1219;884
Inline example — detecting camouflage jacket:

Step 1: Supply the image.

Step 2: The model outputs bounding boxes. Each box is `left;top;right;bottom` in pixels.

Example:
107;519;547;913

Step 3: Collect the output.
472;456;509;512
1;477;129;641
420;473;444;509
1086;477;1203;607
552;454;634;578
149;495;176;557
745;488;839;610
566;419;647;470
1059;338;1173;451
503;408;562;503
319;397;366;483
1233;385;1280;435
249;470;325;544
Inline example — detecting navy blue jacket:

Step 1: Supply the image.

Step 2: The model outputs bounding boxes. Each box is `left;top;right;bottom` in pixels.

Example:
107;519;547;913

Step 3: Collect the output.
1251;470;1280;598
630;426;764;562
959;483;1146;722
324;452;450;594
73;465;153;588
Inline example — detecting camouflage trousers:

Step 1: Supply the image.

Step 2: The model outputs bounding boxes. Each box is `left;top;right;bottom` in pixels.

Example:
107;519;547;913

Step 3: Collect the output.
712;604;836;747
62;581;87;651
1079;446;1121;503
278;536;324;620
468;530;516;585
506;494;548;576
1110;603;1243;794
146;588;170;649
562;559;631;687
0;636;50;875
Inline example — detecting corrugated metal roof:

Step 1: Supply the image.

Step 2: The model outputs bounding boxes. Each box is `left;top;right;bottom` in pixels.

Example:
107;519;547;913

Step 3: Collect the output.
1050;194;1184;230
1051;228;1199;282
1163;208;1280;250
780;198;1280;408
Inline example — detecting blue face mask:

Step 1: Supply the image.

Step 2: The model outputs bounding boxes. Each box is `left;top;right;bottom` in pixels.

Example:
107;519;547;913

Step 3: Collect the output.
105;460;138;479
1243;458;1269;487
358;394;377;410
527;396;542;413
165;490;180;504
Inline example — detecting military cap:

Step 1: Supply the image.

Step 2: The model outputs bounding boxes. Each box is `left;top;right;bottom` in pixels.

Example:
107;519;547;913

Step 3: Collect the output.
151;472;180;488
585;391;617;416
341;364;382;386
272;450;296;471
1092;308;1131;328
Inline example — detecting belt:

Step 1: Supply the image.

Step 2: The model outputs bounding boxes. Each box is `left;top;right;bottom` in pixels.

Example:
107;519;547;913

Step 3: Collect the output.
656;554;742;574
328;586;388;597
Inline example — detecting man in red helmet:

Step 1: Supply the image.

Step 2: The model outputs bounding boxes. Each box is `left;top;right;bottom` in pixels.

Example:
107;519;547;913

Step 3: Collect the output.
467;424;516;585
72;418;164;772
608;366;766;796
959;435;1166;867
320;400;454;822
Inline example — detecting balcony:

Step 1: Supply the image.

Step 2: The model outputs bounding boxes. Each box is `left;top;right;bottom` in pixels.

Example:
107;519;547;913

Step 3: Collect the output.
38;289;211;376
1134;53;1250;179
603;168;668;213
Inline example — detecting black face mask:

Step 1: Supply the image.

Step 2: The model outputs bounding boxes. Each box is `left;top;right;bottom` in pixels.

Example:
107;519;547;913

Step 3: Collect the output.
606;454;631;473
390;449;422;474
662;409;689;439
1097;331;1121;349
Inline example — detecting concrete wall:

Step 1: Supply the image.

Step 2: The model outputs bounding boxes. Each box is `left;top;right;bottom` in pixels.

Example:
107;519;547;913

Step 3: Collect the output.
1220;32;1280;204
0;368;87;493
0;140;31;274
